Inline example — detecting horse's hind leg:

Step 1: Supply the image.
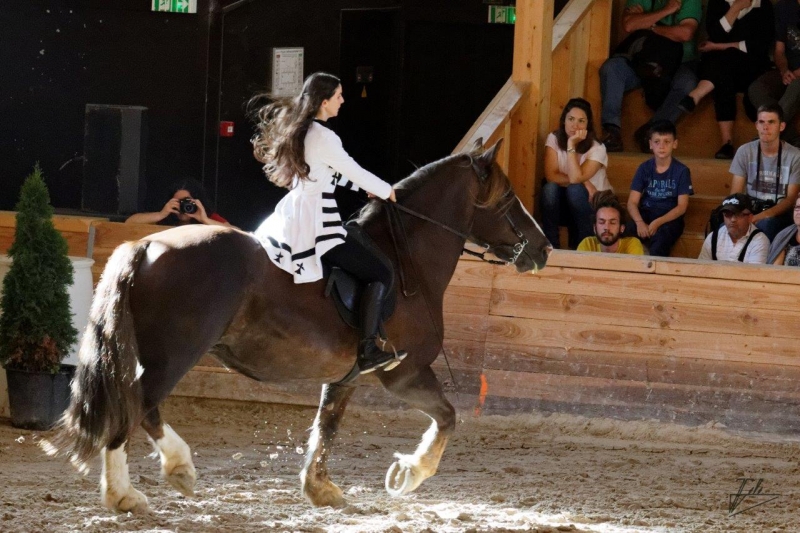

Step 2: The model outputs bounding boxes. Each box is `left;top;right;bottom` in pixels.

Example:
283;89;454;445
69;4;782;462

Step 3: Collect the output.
141;407;197;496
379;365;456;497
300;383;356;507
101;439;149;513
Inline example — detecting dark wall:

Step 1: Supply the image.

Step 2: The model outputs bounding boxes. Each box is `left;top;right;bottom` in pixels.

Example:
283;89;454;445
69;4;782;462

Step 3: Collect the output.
1;0;515;230
0;0;210;217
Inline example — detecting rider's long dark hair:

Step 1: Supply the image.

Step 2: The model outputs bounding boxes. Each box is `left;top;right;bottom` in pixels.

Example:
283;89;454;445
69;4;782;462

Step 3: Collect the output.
553;97;597;155
250;72;341;189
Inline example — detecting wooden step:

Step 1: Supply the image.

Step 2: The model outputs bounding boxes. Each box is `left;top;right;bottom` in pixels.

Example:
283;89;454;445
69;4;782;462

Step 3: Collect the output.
619;90;758;159
607;153;732;197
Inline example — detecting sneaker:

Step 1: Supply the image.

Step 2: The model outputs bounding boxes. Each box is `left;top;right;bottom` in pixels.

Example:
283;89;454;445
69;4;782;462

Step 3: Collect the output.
677;96;696;113
634;123;652;154
714;142;735;160
601;125;623;152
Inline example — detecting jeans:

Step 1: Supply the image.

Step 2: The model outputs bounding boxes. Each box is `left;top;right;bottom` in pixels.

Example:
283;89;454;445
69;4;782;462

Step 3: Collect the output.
755;210;794;242
540;182;594;249
600;57;698;128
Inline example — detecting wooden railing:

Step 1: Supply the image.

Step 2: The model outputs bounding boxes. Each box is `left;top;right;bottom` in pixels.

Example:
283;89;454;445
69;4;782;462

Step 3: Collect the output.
454;0;613;215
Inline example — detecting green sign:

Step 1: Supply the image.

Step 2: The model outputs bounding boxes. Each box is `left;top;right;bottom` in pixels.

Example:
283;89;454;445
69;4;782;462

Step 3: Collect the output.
152;0;197;14
488;6;516;24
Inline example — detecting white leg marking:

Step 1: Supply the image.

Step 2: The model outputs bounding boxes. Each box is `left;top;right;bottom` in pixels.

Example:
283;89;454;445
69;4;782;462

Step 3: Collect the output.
385;422;448;497
153;424;196;496
101;446;148;513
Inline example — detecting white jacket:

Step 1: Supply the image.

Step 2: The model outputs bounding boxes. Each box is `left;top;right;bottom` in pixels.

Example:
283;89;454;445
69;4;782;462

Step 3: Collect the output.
255;121;392;283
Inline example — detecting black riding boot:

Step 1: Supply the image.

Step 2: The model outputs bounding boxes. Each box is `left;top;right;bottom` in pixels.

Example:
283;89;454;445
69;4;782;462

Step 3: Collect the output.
358;282;407;374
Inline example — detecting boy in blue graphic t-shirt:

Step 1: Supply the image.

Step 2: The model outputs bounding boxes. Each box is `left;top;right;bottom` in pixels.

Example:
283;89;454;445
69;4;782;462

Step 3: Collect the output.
627;120;694;256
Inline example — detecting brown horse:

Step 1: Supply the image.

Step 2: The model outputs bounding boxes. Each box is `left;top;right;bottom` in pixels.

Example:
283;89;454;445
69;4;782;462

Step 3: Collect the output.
44;140;550;512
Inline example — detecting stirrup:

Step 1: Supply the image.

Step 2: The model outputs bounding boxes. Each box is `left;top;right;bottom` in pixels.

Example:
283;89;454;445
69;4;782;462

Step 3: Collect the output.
358;338;407;374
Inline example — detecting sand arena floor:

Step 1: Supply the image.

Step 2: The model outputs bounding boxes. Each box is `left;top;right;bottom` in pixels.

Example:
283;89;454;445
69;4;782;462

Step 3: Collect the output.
0;396;797;532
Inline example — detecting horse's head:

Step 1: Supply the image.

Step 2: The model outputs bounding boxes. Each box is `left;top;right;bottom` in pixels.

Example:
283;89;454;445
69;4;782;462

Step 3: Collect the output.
467;139;551;273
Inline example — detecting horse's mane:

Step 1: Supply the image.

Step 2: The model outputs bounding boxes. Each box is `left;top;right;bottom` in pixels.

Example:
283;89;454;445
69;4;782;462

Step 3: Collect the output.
357;147;512;224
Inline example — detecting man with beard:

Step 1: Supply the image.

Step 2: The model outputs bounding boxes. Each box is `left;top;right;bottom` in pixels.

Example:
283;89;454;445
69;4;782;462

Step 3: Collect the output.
698;193;770;263
578;190;644;254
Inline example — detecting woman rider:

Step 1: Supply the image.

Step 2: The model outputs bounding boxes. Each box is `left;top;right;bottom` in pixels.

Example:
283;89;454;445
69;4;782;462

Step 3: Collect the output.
252;72;406;374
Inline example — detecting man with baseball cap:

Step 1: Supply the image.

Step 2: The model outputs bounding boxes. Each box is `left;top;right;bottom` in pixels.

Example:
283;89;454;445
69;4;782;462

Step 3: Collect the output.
698;193;770;263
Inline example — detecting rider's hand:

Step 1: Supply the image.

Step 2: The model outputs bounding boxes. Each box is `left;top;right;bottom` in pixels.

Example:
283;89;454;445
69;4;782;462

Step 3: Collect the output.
388;189;398;202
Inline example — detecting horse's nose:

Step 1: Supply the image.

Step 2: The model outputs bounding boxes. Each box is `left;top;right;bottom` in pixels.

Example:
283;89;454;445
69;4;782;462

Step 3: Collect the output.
545;245;553;257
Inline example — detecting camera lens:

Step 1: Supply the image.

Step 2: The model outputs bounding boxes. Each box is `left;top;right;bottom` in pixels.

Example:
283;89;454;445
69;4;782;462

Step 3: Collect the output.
179;198;197;214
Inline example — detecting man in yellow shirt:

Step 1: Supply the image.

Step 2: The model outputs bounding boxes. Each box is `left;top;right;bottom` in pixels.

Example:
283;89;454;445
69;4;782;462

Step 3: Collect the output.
577;190;644;254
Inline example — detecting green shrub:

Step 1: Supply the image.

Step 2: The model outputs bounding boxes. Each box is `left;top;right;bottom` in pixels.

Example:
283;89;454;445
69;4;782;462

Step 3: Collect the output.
0;165;77;372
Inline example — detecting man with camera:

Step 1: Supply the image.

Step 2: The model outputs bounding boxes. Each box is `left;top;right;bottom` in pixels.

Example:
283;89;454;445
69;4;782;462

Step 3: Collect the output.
729;103;800;240
698;193;770;263
125;179;231;227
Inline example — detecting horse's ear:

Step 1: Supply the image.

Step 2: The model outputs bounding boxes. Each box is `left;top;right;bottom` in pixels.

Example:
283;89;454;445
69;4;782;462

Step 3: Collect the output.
470;137;484;153
478;138;504;167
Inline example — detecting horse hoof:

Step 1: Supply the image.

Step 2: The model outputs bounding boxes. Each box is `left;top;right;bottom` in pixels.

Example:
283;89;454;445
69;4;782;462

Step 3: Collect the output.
301;476;347;508
165;464;196;497
385;457;423;497
104;487;149;514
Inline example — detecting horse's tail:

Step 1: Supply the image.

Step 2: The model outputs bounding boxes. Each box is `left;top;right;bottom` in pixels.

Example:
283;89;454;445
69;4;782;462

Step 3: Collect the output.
42;240;150;473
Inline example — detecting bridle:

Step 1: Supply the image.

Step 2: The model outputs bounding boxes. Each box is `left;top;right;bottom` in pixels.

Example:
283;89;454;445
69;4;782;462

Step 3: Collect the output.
385;157;530;268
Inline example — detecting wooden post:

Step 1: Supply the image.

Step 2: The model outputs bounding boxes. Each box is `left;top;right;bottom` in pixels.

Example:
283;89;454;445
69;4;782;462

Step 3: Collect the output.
509;0;554;215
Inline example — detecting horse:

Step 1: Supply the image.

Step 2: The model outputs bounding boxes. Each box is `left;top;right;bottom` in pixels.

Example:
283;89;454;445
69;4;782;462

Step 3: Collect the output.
43;139;550;513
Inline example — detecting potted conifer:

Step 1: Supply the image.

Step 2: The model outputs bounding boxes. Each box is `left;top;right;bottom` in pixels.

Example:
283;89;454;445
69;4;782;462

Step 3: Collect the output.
0;165;78;430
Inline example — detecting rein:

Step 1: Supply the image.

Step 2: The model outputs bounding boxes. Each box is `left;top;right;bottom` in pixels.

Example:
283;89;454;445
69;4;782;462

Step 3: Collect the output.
381;160;529;409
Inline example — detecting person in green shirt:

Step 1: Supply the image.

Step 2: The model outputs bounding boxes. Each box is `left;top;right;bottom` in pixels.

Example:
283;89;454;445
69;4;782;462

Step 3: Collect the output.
600;0;703;153
578;190;645;254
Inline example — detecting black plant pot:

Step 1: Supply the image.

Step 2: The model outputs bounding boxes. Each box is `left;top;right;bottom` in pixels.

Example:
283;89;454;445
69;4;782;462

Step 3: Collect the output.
5;364;75;430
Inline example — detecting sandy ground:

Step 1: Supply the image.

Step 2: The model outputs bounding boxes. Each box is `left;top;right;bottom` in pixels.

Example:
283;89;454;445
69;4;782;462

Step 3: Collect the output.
0;396;797;533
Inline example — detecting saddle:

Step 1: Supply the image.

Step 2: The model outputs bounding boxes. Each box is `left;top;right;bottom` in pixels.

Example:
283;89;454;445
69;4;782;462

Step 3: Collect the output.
323;223;396;333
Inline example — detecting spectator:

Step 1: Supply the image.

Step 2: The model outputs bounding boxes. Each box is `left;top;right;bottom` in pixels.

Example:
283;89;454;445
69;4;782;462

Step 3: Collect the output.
600;0;702;153
698;193;769;263
626;120;693;256
678;0;774;159
730;104;800;240
125;177;231;227
541;98;611;249
748;0;800;147
767;196;800;265
577;190;644;254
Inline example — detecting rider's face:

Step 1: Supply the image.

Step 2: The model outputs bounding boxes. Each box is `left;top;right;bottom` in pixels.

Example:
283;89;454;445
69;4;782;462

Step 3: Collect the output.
320;85;344;119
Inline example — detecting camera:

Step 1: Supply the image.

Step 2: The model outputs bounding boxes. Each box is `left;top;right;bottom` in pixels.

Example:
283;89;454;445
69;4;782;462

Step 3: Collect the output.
178;198;198;215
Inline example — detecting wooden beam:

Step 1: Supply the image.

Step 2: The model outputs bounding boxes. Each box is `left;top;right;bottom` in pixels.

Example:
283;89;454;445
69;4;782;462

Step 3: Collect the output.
551;0;595;51
510;0;554;214
453;79;530;154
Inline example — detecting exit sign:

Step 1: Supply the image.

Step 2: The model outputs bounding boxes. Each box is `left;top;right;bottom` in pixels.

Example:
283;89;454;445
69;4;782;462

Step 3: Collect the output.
152;0;197;14
488;6;516;24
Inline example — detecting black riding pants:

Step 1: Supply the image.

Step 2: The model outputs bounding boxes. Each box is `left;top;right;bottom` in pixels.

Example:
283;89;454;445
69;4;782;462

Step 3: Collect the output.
322;235;392;287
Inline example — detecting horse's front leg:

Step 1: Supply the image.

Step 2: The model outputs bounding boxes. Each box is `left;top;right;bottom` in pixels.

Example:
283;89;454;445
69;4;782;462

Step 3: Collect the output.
378;364;456;496
300;383;356;507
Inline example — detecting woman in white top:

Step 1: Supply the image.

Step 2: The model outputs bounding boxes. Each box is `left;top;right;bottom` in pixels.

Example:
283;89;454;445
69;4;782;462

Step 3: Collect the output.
540;98;611;248
252;72;406;374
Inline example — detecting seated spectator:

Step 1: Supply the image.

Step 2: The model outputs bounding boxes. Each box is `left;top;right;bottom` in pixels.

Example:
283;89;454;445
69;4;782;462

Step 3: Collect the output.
730;104;800;241
678;0;774;159
748;0;800;147
767;196;800;265
541;98;611;249
125;177;231;227
600;0;701;153
578;190;644;254
698;193;769;263
626;120;693;257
